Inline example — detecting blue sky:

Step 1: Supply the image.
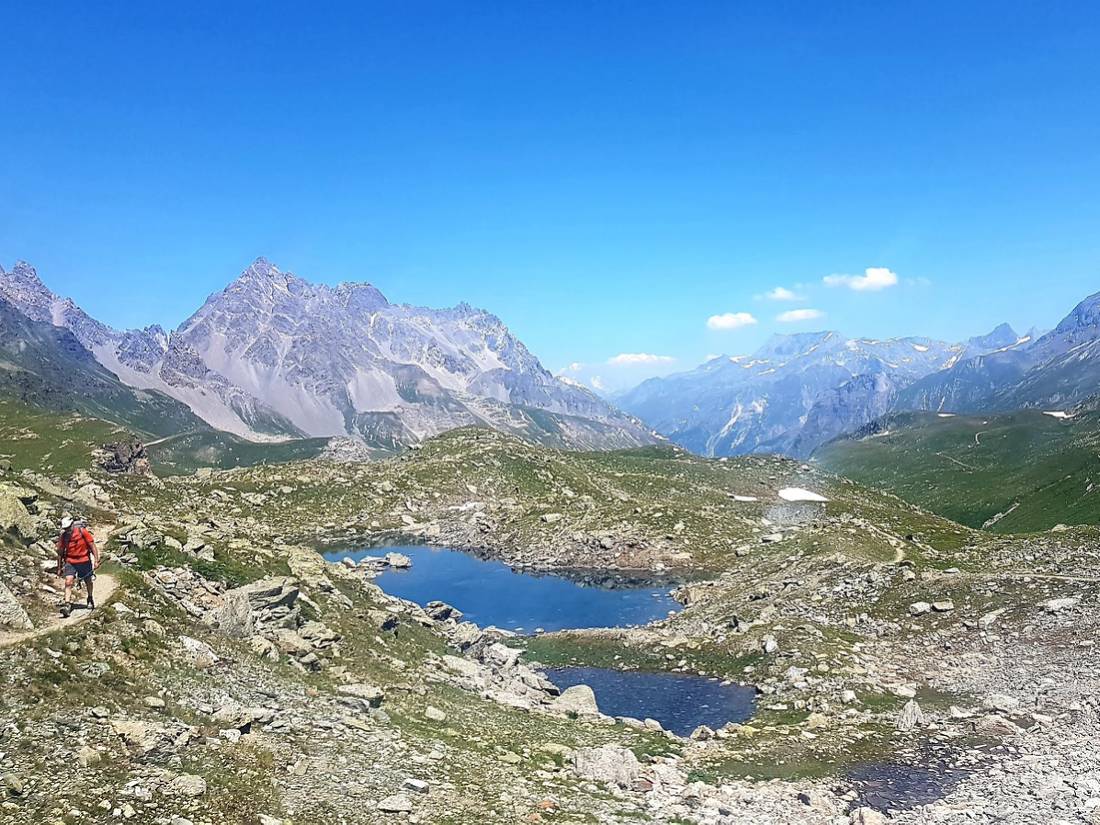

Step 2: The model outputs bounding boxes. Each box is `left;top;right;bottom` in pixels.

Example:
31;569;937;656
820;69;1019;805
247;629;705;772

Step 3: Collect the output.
2;2;1099;392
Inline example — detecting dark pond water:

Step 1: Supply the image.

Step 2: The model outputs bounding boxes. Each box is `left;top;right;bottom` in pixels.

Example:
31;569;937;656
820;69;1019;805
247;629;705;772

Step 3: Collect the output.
847;741;990;812
545;666;756;737
325;545;679;632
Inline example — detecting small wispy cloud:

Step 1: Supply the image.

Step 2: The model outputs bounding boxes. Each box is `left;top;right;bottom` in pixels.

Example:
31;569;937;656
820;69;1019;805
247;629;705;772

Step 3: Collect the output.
590;376;606;391
706;311;758;331
606;352;676;366
823;266;899;292
777;308;824;323
762;286;803;302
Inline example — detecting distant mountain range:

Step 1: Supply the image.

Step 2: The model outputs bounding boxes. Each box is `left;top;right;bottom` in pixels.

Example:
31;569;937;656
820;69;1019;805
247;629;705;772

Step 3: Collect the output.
899;292;1100;414
4;254;1097;462
0;258;655;450
618;322;1052;459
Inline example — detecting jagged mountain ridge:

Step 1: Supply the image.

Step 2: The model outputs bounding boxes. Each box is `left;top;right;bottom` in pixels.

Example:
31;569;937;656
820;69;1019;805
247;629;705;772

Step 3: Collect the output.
898;291;1100;414
618;328;1031;458
0;258;655;450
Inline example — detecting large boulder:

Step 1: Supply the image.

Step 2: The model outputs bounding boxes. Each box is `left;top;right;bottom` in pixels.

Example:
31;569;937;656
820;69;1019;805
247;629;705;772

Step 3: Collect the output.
212;578;300;638
553;685;600;717
0;492;36;541
571;745;641;787
0;580;32;630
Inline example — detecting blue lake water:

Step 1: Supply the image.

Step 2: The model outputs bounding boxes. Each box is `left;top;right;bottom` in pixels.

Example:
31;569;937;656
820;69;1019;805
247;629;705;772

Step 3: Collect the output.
325;544;680;632
545;666;756;736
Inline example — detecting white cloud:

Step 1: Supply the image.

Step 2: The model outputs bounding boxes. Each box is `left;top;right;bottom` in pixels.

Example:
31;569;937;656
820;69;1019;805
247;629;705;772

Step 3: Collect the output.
706;312;758;331
590;376;606;391
560;362;584;373
607;352;676;366
823;266;899;292
763;286;803;301
777;308;825;323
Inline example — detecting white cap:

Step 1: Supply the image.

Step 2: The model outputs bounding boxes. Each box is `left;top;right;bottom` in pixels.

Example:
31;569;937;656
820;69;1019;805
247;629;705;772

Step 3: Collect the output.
60;516;73;530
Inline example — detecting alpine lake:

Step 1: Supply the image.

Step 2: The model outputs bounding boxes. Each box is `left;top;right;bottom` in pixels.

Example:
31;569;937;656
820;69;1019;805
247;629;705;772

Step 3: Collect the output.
323;543;757;737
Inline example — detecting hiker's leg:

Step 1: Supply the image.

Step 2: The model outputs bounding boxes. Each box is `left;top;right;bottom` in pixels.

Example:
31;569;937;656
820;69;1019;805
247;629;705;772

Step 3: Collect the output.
85;575;95;606
63;575;75;605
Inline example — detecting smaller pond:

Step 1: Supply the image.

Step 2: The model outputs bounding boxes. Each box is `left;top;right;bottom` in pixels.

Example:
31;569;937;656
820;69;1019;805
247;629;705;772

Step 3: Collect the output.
326;545;679;633
847;741;991;813
545;666;756;737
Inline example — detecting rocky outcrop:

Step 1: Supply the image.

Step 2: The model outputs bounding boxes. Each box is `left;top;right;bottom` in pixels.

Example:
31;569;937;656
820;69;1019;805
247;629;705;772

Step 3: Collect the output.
0;580;32;630
0;491;36;541
96;441;153;476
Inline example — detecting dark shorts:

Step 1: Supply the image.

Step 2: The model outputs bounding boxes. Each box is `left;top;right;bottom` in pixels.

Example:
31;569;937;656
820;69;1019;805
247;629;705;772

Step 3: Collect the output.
63;560;94;581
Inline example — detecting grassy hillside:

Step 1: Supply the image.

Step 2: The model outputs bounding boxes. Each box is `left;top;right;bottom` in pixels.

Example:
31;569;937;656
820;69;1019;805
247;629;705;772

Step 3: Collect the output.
145;430;335;474
0;297;206;438
0;398;135;475
815;409;1100;532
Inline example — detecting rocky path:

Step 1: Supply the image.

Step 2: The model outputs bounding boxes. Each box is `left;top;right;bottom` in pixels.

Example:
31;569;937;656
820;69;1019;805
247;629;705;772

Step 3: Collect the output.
0;572;118;648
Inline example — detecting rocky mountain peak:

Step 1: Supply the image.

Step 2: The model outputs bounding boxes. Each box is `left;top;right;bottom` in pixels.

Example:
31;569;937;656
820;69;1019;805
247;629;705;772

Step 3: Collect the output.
335;281;390;313
1052;290;1100;338
9;260;44;285
967;322;1019;350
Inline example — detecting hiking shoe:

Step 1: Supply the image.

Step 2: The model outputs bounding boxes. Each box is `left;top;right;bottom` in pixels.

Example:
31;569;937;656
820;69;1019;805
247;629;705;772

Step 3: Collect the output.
60;603;72;618
86;596;95;610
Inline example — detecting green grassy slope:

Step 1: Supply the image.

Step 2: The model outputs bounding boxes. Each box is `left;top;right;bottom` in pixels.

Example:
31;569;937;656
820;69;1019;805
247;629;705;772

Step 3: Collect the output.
0;398;134;475
815;409;1100;532
145;430;335;474
0;297;206;438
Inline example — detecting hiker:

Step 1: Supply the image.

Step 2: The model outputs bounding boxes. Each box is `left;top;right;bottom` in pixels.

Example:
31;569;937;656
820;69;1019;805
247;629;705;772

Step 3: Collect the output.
56;516;99;617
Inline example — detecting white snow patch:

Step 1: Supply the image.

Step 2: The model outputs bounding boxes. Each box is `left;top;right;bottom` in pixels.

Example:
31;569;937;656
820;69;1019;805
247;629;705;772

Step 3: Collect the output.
937;413;956;418
912;344;929;352
778;487;829;503
731;495;759;502
1043;411;1072;419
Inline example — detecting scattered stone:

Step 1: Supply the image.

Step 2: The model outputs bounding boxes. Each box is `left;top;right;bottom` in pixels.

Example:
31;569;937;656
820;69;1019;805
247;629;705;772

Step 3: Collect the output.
896;699;926;732
377;793;414;812
850;807;887;825
982;693;1020;713
77;746;102;768
571;746;641;787
167;774;207;798
1042;596;1079;614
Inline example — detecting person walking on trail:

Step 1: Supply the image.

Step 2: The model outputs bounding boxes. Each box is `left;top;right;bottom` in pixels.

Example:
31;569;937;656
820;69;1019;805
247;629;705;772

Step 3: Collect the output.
56;516;99;617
